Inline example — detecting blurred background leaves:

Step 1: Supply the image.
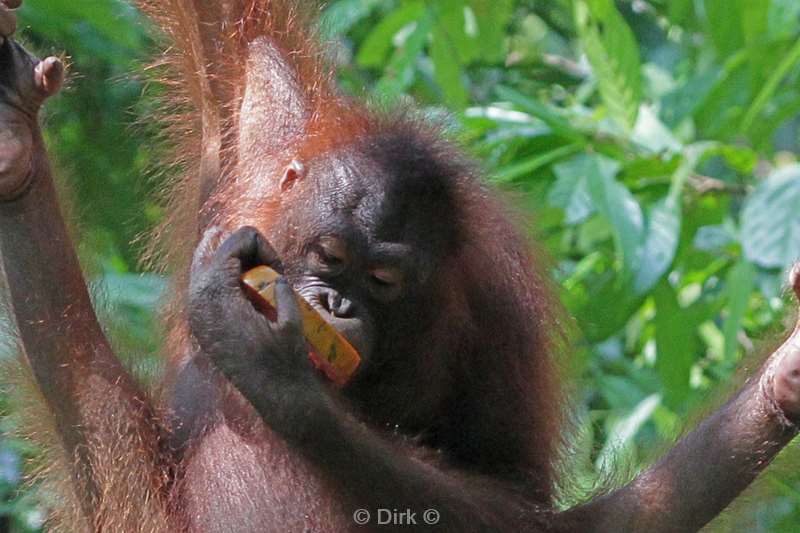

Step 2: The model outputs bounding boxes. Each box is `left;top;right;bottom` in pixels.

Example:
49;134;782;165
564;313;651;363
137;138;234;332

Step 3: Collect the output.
2;0;800;530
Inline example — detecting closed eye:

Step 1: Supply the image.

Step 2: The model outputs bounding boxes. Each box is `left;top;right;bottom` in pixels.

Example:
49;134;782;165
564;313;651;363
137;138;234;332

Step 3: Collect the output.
369;268;404;287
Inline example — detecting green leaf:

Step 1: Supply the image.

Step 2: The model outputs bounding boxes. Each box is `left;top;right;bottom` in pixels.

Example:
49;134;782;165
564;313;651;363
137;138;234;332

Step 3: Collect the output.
434;0;480;64
573;278;646;343
574;0;642;130
653;281;696;406
430;26;469;108
739;38;800;134
741;165;800;269
739;0;770;50
596;394;660;472
703;0;744;57
322;0;383;38
373;12;433;100
549;155;596;224
634;198;681;294
632;105;681;153
667;0;695;26
557;153;679;303
356;1;426;68
467;0;514;62
597;373;646;410
722;260;756;361
704;145;759;174
768;0;800;41
495;86;586;142
20;0;144;59
495;144;582;183
660;66;724;128
694;224;737;252
750;95;800;151
581;154;645;276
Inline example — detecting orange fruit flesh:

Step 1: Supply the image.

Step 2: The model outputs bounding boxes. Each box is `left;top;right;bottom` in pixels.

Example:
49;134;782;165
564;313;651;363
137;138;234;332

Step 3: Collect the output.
241;266;361;386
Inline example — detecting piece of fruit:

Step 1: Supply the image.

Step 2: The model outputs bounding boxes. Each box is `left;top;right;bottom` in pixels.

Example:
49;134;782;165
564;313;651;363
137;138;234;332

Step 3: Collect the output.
241;266;361;386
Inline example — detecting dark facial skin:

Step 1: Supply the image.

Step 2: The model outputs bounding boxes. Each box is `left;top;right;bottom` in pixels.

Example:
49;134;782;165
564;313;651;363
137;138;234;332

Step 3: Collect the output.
188;145;452;400
278;149;448;369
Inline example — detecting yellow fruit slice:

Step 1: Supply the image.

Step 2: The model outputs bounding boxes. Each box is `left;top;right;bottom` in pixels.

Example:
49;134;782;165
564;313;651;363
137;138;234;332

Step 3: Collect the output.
241;266;361;386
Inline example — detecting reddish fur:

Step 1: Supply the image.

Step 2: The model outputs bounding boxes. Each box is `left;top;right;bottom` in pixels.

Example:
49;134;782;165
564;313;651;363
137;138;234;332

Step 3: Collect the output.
139;1;369;366
33;0;567;529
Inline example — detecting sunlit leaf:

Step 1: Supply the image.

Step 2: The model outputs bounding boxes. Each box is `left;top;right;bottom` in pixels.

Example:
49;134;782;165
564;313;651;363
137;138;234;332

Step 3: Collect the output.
373;12;433;100
596;394;661;472
434;0;479;64
496;86;586;142
634;197;681;294
550;156;596;224
574;0;642;129
467;0;514;62
632;105;681;154
356;1;426;68
694;224;738;252
580;154;644;275
741;165;800;269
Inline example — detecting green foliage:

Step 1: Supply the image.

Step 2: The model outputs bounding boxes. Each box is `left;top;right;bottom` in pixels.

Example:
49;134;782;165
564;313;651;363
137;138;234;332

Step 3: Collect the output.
4;0;800;530
19;0;156;270
742;165;800;268
574;0;642;129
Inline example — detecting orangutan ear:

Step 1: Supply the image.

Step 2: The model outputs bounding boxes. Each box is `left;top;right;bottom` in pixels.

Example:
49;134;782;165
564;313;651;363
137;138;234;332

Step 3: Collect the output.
239;37;309;159
280;159;307;193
